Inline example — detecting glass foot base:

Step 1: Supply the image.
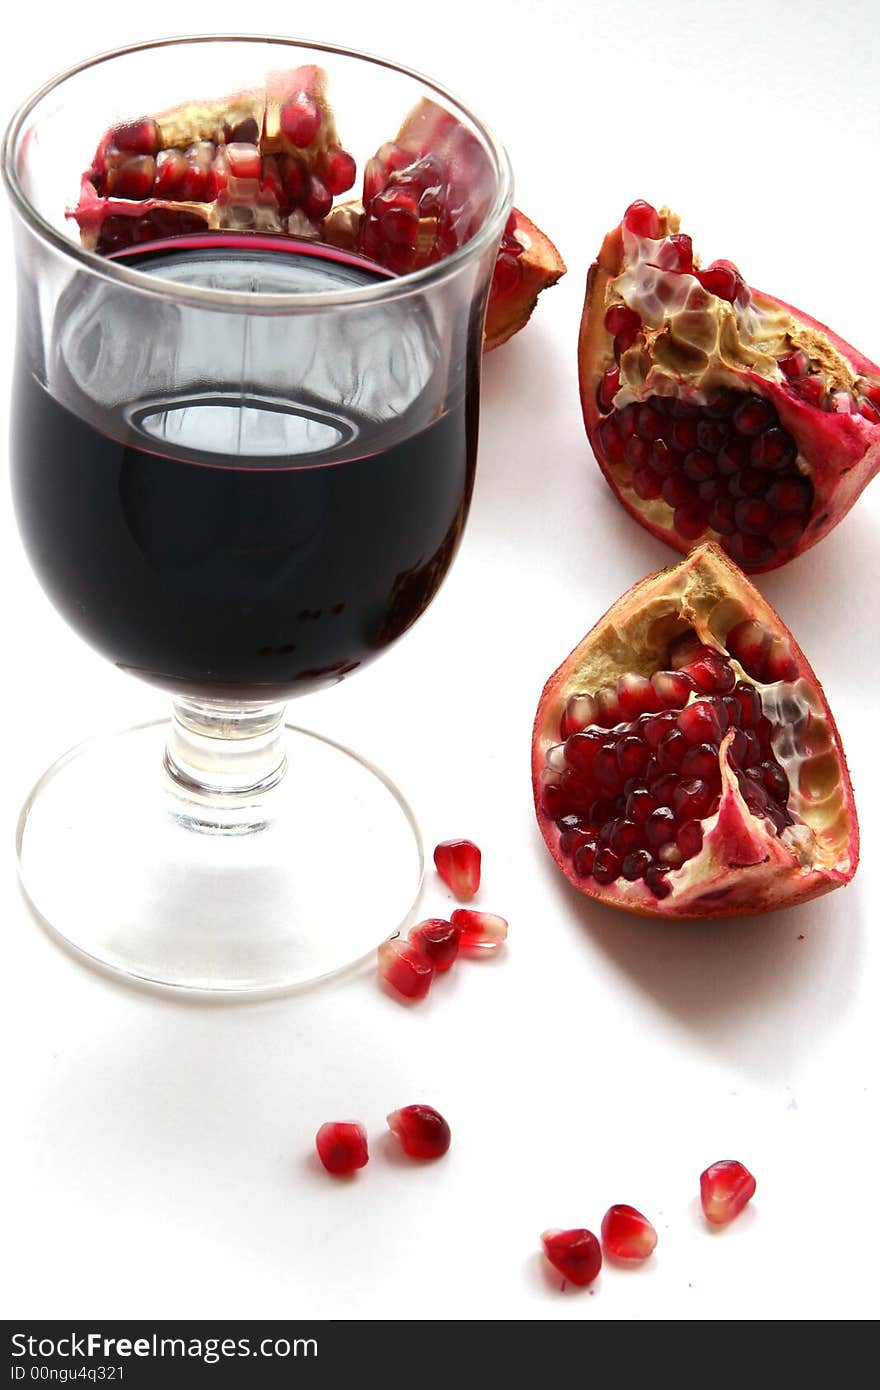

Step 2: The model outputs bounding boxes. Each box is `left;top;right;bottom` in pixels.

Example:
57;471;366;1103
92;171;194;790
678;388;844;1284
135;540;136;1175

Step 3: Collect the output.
16;721;423;994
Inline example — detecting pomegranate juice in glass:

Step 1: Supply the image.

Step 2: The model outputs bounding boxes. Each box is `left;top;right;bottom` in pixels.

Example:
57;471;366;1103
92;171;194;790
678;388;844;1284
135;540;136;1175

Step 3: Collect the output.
3;38;512;991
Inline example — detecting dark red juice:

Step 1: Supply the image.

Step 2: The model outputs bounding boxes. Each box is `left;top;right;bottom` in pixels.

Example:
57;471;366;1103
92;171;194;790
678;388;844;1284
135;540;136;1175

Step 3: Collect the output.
12;235;479;697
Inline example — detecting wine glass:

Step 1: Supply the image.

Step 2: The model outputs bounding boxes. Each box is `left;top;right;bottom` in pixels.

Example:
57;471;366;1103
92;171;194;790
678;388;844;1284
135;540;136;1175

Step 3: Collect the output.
2;37;512;992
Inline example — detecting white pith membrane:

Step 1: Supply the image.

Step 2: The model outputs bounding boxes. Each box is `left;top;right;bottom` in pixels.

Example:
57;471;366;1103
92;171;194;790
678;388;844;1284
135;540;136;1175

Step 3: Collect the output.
609;209;859;410
537;547;854;913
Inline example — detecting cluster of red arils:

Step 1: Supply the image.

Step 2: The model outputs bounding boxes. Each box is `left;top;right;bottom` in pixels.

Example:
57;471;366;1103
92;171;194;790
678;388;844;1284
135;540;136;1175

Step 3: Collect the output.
378;838;508;1001
542;1159;756;1289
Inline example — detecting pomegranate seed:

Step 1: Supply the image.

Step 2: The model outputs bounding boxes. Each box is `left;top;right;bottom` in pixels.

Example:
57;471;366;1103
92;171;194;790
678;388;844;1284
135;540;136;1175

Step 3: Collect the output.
623;200;660;239
105;156;155;200
280;90;322;147
653;232;693;272
676;819;704;857
700;1159;756;1225
562;693;598;738
778;348;809;379
592;847;622;883
733;397;774;436
626;787;659;822
597;363;621;412
792;373;826;407
318;144;357;195
646;865;670;898
673;778;716;821
303;175;333;222
680;741;720;780
434;839;481;900
493;252;522;297
601;1205;658;1261
387;1104;450;1159
652;670;696;706
696;259;745;303
226;142;261;180
604;303;641;343
408;918;461;972
573;839;598;876
315;1121;368;1175
153;149;186;196
111;118;160;156
541;1228;602;1287
622;848;652;880
377;940;433;1000
450;909;507;951
675;502;708;540
678;699;724;744
645;806;676;847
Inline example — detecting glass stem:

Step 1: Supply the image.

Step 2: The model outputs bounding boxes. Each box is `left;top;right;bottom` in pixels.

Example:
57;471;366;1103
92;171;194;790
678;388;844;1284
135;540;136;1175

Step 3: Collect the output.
164;697;287;806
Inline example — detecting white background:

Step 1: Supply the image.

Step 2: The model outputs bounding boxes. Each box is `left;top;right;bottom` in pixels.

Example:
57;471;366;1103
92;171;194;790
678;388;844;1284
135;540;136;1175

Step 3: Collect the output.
1;0;878;1322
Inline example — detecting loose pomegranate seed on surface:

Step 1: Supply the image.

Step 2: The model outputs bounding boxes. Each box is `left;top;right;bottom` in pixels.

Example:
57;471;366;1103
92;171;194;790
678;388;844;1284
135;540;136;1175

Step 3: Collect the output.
386;1104;451;1159
408;918;461;972
700;1159;757;1225
600;1205;658;1261
450;909;508;951
433;839;481;900
377;940;433;1001
315;1121;369;1176
541;1229;602;1288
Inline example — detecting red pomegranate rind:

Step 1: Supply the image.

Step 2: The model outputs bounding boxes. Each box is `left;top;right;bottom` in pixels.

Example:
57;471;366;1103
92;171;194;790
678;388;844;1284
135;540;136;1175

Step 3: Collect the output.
579;203;880;572
532;543;859;919
325;98;565;347
73;66;355;253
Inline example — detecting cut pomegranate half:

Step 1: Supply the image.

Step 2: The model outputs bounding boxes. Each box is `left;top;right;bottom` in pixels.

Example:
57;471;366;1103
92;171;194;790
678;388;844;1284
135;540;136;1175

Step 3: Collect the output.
532;543;858;918
579;202;880;571
73;80;563;350
324;97;565;348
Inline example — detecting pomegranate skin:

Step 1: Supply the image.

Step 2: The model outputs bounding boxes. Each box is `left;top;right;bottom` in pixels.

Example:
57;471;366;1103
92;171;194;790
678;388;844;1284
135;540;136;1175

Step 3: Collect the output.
578;205;880;572
532;543;859;919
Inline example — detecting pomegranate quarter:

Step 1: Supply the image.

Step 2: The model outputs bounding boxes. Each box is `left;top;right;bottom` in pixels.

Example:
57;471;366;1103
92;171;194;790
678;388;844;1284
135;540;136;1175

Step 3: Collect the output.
579;202;880;571
532;544;859;918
